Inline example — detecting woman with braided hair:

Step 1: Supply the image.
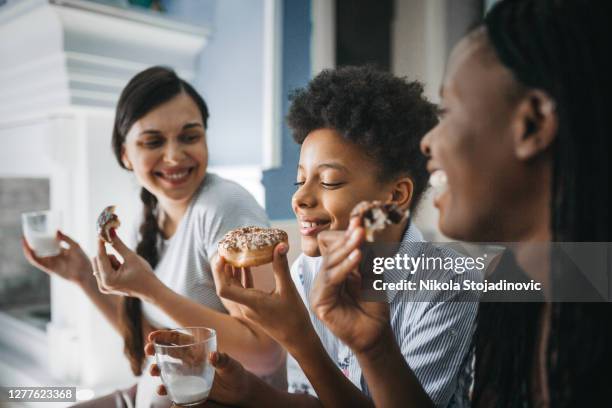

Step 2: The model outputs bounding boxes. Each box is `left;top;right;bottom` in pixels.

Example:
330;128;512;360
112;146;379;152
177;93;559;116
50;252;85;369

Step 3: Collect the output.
23;66;282;407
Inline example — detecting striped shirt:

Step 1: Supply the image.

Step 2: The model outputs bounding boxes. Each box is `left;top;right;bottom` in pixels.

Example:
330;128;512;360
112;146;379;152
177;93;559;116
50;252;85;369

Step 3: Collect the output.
287;222;480;407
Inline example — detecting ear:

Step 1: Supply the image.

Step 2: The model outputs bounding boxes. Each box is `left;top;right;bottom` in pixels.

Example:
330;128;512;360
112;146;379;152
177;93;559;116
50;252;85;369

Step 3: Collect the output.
120;146;133;171
386;176;414;211
513;89;558;161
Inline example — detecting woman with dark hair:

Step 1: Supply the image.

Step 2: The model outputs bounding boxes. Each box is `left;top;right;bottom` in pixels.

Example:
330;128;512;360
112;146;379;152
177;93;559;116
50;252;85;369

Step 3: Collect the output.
307;0;610;407
23;66;282;407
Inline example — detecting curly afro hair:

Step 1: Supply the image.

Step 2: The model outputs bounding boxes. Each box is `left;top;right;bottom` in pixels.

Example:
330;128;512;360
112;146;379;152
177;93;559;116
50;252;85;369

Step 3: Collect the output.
287;65;438;211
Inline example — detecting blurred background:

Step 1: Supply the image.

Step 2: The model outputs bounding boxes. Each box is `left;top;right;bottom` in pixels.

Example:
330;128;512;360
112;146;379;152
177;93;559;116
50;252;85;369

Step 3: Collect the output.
0;0;490;405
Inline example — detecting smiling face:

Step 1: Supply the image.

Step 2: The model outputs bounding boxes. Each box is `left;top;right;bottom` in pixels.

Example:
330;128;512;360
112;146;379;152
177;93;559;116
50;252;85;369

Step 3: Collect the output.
420;29;552;242
292;128;397;256
121;92;208;209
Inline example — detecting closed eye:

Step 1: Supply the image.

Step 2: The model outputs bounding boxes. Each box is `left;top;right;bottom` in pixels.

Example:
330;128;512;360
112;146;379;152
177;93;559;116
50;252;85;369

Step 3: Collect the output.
321;182;345;189
181;133;202;143
142;139;164;148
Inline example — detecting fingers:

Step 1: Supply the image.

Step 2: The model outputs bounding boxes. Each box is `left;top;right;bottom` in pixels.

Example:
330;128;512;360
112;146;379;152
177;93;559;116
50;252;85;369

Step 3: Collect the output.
96;239;114;272
108;254;121;270
109;229;131;257
209;351;242;373
317;230;345;255
149;363;161;377
57;230;79;248
322;228;364;270
271;242;293;290
148;330;195;346
217;278;266;308
21;236;42;267
156;385;167;396
242;267;253;289
214;257;265;308
144;342;155;357
326;247;362;285
91;257;111;295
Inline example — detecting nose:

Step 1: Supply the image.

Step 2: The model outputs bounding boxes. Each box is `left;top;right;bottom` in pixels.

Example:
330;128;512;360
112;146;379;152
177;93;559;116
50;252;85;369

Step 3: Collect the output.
292;182;317;211
420;128;433;158
163;140;186;164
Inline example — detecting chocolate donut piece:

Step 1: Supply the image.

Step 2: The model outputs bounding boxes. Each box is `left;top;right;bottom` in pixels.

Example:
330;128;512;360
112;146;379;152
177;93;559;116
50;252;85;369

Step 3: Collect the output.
219;226;288;267
97;205;121;243
350;201;408;241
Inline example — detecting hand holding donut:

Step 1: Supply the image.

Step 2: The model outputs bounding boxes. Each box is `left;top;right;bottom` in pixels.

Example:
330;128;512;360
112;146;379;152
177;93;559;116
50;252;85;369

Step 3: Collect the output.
311;217;391;355
213;227;315;351
92;230;159;298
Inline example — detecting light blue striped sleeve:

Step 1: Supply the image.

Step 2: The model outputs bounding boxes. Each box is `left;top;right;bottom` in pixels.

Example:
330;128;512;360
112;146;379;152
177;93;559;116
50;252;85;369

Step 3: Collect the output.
397;265;479;407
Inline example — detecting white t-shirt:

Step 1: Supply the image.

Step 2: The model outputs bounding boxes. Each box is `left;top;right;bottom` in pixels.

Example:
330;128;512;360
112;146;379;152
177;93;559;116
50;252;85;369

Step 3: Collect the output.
132;173;269;408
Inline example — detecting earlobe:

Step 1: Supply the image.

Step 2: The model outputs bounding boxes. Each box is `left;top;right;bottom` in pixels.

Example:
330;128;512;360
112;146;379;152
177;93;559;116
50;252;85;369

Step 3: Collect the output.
120;147;133;171
514;90;558;160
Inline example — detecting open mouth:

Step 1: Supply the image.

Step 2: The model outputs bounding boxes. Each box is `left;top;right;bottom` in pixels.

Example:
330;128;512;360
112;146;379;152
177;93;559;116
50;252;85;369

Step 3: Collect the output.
299;219;331;236
429;169;449;207
154;166;195;185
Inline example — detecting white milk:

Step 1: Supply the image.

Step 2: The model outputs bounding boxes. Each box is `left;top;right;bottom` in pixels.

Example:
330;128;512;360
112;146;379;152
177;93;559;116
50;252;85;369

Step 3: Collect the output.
27;233;61;257
166;375;212;405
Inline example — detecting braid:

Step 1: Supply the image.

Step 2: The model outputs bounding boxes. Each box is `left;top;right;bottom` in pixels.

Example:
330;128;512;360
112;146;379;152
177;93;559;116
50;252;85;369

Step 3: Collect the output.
119;188;161;375
473;0;612;406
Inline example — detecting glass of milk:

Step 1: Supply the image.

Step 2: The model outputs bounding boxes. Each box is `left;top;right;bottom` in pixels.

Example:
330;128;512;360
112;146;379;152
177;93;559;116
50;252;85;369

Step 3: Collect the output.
154;327;217;407
22;210;62;257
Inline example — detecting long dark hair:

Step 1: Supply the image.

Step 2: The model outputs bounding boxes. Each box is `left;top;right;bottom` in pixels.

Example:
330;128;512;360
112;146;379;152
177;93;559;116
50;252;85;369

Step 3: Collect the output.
473;1;610;406
111;66;209;375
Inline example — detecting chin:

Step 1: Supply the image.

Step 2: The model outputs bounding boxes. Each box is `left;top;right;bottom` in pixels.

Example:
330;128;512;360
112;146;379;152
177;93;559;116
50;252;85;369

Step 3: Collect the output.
301;238;321;257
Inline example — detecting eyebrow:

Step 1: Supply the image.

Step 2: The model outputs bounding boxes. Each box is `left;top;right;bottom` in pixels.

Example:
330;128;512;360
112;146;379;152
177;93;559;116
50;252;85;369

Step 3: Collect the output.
139;122;203;136
296;162;349;172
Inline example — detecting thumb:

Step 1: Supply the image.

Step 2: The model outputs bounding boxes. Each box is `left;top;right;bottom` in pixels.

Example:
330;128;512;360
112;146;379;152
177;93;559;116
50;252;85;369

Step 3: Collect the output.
209;351;242;373
272;242;292;290
109;229;130;257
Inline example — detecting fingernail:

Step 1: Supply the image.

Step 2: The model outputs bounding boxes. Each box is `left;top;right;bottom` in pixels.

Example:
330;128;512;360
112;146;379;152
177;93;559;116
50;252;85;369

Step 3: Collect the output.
278;243;288;255
349;249;359;260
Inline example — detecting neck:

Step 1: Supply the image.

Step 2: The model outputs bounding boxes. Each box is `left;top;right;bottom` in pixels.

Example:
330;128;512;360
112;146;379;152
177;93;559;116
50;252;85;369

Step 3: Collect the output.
157;197;191;238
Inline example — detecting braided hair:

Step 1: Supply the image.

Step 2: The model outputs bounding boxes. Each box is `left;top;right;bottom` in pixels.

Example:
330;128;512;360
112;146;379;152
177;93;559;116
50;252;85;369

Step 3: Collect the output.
473;1;611;406
111;66;209;374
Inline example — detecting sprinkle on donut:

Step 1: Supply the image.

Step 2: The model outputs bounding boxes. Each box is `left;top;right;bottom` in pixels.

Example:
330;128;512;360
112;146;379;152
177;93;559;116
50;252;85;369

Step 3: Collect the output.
219;226;288;252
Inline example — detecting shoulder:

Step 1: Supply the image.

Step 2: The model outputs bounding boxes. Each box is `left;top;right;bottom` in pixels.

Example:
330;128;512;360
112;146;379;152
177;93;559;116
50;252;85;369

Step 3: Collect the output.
192;173;266;218
196;173;259;205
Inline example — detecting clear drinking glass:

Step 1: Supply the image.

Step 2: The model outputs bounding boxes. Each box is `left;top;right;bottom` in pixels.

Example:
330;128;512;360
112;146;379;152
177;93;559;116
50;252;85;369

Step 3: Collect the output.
153;327;217;407
21;210;61;257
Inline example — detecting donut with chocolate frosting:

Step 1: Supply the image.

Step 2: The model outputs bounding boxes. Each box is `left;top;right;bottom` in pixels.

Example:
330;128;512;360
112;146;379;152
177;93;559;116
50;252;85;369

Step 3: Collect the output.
97;205;121;243
350;201;407;241
219;226;288;267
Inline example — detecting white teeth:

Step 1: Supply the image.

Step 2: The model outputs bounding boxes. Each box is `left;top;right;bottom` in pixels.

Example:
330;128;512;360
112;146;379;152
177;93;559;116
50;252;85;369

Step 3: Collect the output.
300;221;328;228
429;170;448;190
164;171;188;180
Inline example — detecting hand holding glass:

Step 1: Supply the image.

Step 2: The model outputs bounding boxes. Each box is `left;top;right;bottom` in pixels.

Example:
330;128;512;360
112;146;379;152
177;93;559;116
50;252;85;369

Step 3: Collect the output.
153;327;217;407
22;210;61;257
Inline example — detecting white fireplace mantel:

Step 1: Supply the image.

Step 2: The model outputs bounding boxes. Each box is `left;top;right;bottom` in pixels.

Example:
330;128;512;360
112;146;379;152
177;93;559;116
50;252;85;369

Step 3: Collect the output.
0;0;209;119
